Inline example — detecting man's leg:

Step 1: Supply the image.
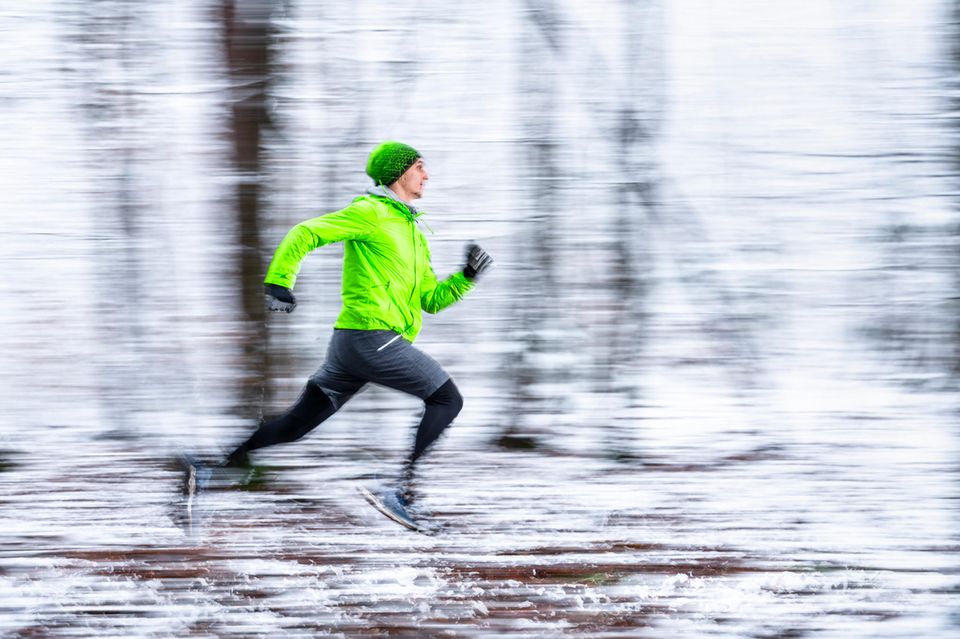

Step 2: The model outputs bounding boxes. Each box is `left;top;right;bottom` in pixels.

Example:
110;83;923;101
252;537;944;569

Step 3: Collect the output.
339;330;463;503
226;330;364;465
398;379;463;495
226;380;339;464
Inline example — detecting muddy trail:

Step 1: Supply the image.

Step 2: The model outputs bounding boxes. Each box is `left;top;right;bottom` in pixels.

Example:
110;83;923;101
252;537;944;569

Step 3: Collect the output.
2;410;957;638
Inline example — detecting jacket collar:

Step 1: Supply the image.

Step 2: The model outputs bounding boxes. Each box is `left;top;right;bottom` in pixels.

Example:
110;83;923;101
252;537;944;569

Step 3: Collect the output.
367;185;419;218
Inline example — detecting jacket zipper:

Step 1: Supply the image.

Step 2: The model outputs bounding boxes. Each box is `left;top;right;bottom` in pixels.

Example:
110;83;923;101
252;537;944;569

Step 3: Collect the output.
381;197;419;337
411;222;418;300
407;220;418;336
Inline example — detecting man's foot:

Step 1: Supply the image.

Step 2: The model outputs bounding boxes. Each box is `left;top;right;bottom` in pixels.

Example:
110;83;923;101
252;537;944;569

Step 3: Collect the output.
360;485;422;531
220;449;272;489
178;454;212;499
223;449;251;469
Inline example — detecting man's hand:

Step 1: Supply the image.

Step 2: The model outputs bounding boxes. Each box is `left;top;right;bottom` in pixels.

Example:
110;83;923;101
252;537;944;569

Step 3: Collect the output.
463;243;493;281
265;283;297;313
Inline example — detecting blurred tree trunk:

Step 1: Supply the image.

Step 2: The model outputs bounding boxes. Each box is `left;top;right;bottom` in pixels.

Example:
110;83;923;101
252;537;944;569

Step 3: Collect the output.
221;0;275;414
496;1;564;451
593;0;664;460
69;2;147;435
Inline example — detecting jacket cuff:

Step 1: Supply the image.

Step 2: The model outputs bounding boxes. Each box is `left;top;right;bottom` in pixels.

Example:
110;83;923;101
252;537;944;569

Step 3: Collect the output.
264;273;295;288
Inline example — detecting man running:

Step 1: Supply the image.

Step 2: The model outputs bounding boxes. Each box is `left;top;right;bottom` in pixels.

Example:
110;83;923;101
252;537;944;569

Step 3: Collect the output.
224;141;492;524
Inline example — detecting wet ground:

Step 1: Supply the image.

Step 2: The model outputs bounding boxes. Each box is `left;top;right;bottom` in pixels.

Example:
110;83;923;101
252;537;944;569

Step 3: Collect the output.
2;391;958;638
2;0;960;636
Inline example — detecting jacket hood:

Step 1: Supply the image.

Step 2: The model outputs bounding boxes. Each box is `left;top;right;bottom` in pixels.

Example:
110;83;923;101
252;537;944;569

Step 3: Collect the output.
366;185;420;218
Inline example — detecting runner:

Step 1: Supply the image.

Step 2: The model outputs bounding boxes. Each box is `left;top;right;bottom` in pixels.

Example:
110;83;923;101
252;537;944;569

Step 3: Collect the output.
224;141;492;525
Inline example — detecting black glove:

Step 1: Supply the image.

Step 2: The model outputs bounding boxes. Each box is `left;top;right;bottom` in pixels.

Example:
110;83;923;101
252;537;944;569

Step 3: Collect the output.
264;283;296;313
463;243;493;280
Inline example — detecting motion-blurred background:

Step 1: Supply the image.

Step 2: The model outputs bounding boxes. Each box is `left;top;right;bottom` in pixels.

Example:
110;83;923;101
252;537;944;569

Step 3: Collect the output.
1;1;958;637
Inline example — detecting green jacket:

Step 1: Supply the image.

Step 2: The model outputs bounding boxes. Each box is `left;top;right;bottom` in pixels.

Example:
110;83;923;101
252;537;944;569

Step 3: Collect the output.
264;191;473;342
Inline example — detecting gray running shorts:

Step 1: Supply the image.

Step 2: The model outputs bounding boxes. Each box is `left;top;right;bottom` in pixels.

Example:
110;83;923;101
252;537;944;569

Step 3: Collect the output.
310;329;451;408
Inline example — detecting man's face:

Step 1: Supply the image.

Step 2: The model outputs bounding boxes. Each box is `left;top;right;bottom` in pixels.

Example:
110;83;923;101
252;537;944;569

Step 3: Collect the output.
393;158;429;200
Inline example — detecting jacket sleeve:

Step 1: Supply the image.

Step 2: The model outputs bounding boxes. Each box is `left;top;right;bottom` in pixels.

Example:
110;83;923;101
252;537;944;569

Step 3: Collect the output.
263;203;379;289
420;244;474;314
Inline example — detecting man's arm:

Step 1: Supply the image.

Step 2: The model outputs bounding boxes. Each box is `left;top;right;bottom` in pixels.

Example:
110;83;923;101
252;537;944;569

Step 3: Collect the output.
264;202;379;290
420;265;474;314
420;243;492;314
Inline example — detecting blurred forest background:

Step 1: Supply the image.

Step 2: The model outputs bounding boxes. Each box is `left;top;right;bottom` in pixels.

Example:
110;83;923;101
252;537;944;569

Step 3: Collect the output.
3;0;959;454
1;1;959;636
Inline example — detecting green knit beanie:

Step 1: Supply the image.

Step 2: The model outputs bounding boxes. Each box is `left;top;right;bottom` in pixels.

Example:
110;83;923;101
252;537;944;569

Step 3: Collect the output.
366;141;421;186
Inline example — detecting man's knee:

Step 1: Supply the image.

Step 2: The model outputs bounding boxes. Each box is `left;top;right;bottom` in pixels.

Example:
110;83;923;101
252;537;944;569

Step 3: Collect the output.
426;379;463;417
306;378;352;411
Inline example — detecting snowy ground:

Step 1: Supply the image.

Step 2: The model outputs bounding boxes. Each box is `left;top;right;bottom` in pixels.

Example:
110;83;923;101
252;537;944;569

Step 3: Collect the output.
2;419;958;637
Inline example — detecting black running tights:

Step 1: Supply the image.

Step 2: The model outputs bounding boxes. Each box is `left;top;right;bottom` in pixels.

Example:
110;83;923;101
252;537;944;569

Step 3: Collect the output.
229;379;463;468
